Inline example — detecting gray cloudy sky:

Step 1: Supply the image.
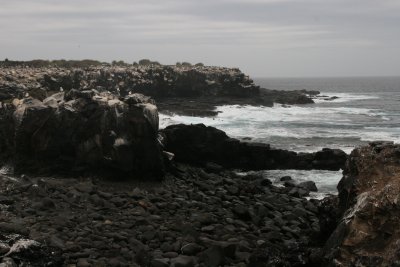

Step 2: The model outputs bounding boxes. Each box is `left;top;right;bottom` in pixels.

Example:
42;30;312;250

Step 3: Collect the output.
1;0;399;77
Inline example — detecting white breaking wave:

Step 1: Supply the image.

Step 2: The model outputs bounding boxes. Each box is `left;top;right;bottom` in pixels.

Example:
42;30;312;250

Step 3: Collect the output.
160;88;398;196
264;169;343;197
361;127;400;142
160;91;399;154
313;92;379;103
160;104;398;149
160;104;388;127
237;169;343;198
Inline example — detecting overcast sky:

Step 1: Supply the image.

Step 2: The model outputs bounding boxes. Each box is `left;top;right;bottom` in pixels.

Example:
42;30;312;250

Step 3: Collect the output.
1;0;399;77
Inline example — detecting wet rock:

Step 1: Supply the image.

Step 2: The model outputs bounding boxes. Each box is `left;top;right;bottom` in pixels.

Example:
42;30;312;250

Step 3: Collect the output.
259;178;272;186
161;124;347;171
280;176;292;182
288;187;309;197
283;180;297;187
298;181;318;192
312;148;348;171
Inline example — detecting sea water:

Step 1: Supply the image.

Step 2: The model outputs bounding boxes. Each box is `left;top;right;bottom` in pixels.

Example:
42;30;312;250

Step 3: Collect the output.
160;76;400;196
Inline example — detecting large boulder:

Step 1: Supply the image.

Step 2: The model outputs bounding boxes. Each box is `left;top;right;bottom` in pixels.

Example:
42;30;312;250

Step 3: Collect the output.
312;148;348;171
323;142;400;266
0;91;165;179
160;124;347;171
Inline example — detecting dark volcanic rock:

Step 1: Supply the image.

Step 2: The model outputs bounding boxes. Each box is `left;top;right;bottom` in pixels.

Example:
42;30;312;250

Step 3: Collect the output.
0;65;317;117
0;158;325;266
298;181;318;192
0;92;164;179
280;176;292;182
161;124;348;171
323;142;400;266
0;63;351;267
312;148;348;171
260;88;316;105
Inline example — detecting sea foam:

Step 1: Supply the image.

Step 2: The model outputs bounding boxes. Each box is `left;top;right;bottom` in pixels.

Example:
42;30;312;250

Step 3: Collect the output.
160;99;397;154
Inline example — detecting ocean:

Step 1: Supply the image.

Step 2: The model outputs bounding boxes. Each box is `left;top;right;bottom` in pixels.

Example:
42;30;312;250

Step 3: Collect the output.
160;76;400;197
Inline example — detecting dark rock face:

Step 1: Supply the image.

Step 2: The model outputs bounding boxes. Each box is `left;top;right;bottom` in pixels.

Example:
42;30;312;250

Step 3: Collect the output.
323;142;400;266
0;92;164;179
160;124;347;171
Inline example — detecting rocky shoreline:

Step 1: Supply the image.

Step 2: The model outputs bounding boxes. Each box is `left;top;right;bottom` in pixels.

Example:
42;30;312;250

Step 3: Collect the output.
0;65;318;117
0;163;328;267
0;62;397;266
2;142;397;267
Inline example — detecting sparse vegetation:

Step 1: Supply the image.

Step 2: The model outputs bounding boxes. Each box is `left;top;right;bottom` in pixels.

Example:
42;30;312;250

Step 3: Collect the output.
112;60;129;67
138;59;161;66
181;62;192;67
0;59;105;68
0;59;202;69
138;59;151;66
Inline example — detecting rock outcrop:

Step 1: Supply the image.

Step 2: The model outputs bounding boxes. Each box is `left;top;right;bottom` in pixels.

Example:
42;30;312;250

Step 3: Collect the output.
260;88;317;105
0;65;258;99
323;141;400;266
0;65;317;117
0;91;164;179
160;124;347;171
